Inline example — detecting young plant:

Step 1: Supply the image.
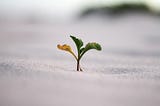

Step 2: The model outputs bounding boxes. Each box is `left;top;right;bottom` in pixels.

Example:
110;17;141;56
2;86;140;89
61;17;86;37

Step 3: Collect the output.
57;35;102;71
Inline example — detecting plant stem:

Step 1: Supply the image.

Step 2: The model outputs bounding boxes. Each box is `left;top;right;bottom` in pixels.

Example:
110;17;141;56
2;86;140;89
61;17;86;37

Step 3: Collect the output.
70;51;78;61
77;59;80;71
76;59;83;71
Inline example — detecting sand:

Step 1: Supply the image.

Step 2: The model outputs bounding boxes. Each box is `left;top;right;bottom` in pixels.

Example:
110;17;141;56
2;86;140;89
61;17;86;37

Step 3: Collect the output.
0;14;160;106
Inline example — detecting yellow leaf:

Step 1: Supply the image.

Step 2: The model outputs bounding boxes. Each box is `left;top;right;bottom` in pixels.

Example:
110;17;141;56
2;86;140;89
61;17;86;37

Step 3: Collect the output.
57;44;77;60
57;44;72;52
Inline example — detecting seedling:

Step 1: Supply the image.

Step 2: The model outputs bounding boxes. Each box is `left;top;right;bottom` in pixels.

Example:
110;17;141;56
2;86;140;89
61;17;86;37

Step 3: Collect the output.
57;35;102;71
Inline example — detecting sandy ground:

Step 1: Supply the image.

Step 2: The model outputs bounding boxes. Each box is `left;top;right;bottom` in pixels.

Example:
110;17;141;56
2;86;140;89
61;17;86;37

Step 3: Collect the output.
0;14;160;106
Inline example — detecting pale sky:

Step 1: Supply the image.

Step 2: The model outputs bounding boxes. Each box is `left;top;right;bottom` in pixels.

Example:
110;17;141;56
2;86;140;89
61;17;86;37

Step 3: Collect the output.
0;0;160;19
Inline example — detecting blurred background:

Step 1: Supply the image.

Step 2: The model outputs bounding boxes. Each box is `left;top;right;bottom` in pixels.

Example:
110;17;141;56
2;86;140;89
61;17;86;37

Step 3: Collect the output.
0;0;160;24
0;0;160;62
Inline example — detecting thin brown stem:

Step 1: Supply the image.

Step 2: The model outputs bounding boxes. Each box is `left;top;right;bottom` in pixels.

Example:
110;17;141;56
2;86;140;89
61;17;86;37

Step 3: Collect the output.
77;60;80;71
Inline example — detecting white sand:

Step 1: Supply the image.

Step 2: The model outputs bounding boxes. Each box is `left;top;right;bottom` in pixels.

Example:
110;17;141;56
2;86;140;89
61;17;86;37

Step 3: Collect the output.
0;14;160;106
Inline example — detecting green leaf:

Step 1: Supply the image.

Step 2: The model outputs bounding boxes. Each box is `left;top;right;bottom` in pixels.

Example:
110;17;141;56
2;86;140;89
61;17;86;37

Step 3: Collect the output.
80;47;85;54
70;35;83;56
80;42;102;59
84;42;102;51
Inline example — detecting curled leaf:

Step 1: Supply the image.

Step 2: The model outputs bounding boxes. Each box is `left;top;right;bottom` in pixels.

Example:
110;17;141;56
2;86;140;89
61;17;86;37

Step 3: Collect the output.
57;44;72;52
80;42;102;59
70;35;83;55
85;42;102;51
57;44;77;60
